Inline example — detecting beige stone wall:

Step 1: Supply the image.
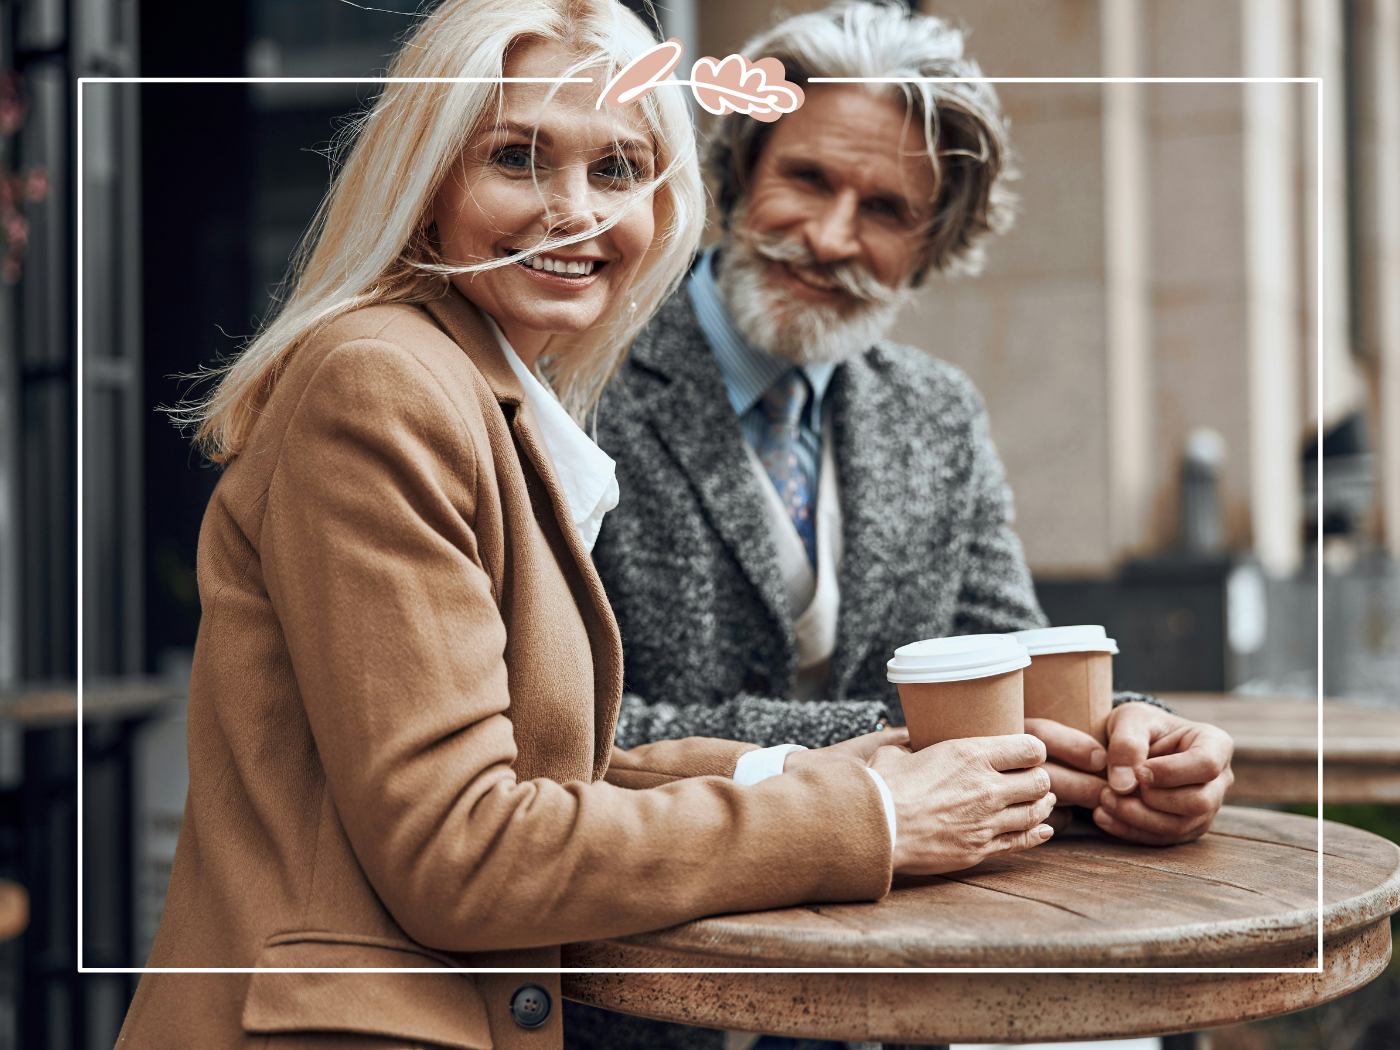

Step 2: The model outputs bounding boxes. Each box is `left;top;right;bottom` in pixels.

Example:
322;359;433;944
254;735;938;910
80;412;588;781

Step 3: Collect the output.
1144;3;1250;552
895;1;1115;574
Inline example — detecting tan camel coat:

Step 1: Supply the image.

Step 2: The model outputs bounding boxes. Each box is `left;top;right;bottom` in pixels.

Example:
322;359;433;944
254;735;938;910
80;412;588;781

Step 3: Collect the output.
115;287;892;1050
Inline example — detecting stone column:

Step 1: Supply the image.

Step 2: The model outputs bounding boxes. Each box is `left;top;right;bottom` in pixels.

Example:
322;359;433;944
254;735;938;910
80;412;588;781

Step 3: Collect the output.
1242;0;1304;577
1101;0;1154;558
1374;0;1400;557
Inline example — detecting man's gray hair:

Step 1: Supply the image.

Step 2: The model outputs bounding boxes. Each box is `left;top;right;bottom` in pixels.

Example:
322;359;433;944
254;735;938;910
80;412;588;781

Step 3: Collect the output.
706;0;1015;282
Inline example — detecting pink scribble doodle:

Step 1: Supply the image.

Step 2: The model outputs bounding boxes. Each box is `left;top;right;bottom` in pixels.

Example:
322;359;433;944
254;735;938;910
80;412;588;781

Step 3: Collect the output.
597;39;805;122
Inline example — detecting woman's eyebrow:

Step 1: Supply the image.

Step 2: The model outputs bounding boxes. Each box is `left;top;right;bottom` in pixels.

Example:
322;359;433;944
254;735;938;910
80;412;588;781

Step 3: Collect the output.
482;121;554;147
609;135;655;157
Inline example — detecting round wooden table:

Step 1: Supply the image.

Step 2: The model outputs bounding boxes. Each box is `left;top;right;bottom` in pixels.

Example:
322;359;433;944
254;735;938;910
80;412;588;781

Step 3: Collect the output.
1164;693;1400;804
562;808;1400;1044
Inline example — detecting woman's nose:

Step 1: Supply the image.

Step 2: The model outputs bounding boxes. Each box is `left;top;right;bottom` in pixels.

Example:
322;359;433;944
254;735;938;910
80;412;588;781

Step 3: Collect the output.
543;166;603;233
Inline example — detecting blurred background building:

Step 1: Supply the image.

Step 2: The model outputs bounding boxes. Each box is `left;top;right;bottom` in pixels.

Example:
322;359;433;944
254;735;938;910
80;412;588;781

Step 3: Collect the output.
0;0;1396;1046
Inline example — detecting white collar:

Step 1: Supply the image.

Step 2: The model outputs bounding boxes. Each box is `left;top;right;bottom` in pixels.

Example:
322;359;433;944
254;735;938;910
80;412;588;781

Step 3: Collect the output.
483;315;619;553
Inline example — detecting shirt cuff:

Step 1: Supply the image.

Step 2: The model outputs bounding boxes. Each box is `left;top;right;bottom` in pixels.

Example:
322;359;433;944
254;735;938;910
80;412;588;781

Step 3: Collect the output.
732;743;808;785
862;766;897;849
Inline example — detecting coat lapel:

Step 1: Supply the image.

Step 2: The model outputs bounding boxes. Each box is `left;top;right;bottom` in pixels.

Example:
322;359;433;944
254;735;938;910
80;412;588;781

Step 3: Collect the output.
422;288;623;776
828;347;951;696
628;293;794;647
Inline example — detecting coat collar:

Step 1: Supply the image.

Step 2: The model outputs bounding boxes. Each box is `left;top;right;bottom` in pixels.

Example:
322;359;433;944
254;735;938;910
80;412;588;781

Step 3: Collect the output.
424;285;623;771
421;285;525;408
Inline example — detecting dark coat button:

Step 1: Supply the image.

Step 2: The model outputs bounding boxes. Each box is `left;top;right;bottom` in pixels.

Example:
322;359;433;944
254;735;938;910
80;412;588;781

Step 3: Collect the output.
742;671;769;694
510;984;552;1029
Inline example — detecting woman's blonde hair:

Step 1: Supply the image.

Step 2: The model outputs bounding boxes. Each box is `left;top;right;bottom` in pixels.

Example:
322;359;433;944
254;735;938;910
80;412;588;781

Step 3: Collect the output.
185;0;703;462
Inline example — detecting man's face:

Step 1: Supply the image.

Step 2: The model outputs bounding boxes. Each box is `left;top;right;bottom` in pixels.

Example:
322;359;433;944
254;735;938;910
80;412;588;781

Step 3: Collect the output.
718;85;937;364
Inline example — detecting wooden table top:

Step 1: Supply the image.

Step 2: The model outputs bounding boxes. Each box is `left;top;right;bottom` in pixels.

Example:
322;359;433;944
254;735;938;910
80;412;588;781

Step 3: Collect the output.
567;807;1396;969
1162;693;1400;803
564;808;1400;1042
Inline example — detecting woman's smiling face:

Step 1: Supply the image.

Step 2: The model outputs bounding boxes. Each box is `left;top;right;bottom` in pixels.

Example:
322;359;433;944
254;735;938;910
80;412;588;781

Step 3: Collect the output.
432;40;658;366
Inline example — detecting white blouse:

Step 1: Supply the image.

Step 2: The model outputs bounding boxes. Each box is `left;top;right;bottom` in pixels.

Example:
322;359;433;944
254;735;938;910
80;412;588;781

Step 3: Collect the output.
483;316;620;554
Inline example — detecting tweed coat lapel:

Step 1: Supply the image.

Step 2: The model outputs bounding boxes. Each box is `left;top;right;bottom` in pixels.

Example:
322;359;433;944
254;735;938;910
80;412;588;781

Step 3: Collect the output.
828;345;953;697
628;294;793;645
423;288;623;774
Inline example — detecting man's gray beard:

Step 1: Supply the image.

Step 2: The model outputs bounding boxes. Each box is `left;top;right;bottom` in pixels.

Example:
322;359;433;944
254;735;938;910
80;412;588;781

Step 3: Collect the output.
716;231;915;366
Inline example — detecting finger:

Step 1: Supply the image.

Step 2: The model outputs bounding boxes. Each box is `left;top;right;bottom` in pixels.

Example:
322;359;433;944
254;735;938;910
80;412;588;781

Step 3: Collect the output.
1105;708;1157;793
973;733;1048;772
995;765;1053;805
1025;718;1106;772
1092;805;1210;846
990;822;1056;855
1139;730;1234;789
1045;807;1074;834
994;792;1058;835
1098;786;1213;838
839;727;912;762
1044;762;1110;808
1138;774;1230;818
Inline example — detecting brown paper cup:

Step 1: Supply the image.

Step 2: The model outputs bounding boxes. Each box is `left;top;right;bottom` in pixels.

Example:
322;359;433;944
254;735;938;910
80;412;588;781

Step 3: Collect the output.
896;668;1025;751
1022;651;1113;744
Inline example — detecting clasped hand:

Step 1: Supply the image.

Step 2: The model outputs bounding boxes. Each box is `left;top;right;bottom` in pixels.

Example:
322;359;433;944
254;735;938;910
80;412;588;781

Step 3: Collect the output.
1026;703;1235;845
783;700;1234;872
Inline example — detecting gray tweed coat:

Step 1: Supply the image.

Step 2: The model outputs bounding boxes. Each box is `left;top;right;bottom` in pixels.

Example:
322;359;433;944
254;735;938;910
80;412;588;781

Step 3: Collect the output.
593;285;1057;749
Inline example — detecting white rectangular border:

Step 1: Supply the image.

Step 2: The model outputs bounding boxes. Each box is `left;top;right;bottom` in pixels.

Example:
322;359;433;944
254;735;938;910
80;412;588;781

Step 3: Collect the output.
75;75;1327;977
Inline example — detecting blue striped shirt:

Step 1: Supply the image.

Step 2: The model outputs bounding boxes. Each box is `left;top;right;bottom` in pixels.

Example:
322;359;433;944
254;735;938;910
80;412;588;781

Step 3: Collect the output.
687;247;834;503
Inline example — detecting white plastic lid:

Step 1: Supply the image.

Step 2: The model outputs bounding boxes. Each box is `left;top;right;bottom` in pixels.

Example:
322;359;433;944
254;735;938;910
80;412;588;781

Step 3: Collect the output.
886;634;1031;684
1011;625;1120;656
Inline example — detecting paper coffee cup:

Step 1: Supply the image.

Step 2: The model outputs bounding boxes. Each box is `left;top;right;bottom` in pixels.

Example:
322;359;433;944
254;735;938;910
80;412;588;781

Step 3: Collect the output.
886;635;1030;751
1011;625;1119;744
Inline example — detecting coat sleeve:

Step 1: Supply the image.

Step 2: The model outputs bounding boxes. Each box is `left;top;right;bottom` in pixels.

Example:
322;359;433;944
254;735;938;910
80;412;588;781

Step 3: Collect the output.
260;338;892;954
610;693;893;751
951;398;1049;635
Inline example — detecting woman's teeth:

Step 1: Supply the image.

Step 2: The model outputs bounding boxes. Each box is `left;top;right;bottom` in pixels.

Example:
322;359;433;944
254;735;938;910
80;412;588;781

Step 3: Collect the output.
519;255;595;276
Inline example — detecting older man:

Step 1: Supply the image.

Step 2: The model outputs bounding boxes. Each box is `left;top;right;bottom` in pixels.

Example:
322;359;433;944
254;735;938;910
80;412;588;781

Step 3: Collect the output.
595;3;1232;855
573;5;1233;1048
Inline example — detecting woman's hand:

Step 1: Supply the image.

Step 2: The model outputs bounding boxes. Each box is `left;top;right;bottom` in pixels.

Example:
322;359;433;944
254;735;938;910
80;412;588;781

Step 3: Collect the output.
781;726;909;771
870;734;1056;875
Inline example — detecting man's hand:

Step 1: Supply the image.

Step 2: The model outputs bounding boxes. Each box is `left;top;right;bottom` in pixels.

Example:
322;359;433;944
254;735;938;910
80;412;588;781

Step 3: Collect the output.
1028;705;1234;846
1093;702;1234;845
1024;717;1110;809
782;726;909;771
868;734;1056;875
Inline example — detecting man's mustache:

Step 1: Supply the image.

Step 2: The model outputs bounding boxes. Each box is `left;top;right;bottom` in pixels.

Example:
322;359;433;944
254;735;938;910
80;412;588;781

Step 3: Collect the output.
745;231;909;307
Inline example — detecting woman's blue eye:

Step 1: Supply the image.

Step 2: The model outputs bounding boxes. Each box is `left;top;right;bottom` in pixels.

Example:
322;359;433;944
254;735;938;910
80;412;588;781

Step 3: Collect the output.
495;147;532;170
598;158;640;181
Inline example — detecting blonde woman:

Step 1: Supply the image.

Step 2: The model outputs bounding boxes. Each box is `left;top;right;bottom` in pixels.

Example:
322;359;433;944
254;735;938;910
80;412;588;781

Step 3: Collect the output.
116;3;1058;1048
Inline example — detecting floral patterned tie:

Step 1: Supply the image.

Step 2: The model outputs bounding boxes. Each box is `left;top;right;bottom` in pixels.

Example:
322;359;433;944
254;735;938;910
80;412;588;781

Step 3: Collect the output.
757;371;816;567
